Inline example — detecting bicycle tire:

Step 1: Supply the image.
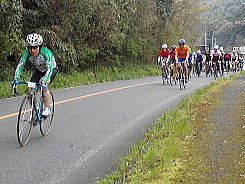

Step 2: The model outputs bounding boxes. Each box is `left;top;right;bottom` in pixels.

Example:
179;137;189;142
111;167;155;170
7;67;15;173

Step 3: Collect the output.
40;91;54;136
213;64;217;80
162;65;168;85
169;67;173;86
17;95;33;146
179;68;183;90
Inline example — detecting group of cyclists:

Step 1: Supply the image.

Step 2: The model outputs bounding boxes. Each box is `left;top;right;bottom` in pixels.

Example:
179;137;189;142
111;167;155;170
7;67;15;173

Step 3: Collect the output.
158;39;190;85
158;39;244;85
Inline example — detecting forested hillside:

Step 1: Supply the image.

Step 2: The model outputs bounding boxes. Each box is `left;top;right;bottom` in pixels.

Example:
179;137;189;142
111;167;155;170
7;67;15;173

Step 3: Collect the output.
201;0;245;50
2;0;243;81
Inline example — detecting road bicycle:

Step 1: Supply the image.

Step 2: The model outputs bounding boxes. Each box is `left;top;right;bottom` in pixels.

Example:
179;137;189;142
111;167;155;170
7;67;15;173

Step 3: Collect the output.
205;62;211;77
220;61;225;77
231;61;238;73
213;62;218;80
196;61;201;77
187;63;192;80
178;62;186;90
169;63;177;86
159;57;169;85
13;81;54;146
225;60;230;75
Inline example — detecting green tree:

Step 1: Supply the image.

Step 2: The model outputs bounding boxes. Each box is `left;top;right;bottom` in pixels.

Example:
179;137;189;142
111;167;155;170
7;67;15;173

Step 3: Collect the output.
0;0;24;81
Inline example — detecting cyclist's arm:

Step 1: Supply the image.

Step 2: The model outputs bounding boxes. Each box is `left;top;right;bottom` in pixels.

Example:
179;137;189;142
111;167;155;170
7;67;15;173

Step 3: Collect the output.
175;52;178;63
185;51;190;63
40;47;55;83
14;49;31;80
166;54;171;63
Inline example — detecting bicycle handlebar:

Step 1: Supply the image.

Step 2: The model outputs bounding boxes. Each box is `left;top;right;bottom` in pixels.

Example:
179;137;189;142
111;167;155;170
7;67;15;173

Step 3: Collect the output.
12;81;43;94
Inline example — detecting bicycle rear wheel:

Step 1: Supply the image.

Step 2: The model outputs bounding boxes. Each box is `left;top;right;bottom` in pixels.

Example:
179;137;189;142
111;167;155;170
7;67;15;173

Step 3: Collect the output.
40;91;54;136
17;95;33;146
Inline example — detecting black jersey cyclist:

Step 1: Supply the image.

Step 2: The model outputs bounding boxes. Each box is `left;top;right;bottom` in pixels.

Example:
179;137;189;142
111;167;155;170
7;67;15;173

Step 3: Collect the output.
210;45;222;76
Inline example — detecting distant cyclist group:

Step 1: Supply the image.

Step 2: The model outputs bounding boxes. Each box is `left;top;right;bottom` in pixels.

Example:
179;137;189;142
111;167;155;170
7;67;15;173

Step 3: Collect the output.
158;39;244;87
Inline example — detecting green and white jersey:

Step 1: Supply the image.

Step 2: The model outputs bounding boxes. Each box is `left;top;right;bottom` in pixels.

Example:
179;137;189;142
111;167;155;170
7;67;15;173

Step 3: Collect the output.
14;46;56;83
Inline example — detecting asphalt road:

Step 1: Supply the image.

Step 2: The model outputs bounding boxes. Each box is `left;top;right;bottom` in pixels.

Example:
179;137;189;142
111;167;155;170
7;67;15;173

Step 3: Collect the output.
0;74;218;184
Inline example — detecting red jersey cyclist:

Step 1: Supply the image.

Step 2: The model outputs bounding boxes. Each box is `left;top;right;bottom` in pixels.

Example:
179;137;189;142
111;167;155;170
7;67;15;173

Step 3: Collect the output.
175;39;190;83
158;44;170;79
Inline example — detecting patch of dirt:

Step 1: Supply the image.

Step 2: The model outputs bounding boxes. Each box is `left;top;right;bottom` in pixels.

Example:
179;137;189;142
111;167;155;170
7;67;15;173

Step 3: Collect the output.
177;74;245;183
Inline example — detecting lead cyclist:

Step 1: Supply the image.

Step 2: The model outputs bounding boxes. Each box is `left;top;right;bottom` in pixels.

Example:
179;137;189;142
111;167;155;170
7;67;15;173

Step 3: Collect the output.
11;33;59;116
175;39;190;83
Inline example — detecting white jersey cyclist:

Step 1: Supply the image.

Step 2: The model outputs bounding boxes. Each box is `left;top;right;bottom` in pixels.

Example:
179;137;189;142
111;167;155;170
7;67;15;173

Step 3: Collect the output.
210;45;222;62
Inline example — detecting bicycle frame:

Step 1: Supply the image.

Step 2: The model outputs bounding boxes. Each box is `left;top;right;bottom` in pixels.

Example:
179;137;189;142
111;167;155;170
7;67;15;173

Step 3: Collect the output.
29;85;46;124
15;81;45;124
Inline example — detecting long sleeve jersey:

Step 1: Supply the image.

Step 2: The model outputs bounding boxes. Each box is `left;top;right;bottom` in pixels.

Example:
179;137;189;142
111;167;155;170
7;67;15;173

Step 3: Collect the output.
14;46;56;83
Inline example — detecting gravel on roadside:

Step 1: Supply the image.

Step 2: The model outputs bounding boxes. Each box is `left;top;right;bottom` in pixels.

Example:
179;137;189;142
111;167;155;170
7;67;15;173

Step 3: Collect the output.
179;73;245;183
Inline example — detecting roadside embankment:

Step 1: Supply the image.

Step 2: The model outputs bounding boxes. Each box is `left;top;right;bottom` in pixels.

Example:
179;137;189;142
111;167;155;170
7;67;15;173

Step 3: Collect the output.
178;73;245;183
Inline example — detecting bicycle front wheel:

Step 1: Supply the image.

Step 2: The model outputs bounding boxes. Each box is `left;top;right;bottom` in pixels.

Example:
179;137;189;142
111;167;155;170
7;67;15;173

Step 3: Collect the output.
40;91;54;136
179;68;184;90
17;95;33;146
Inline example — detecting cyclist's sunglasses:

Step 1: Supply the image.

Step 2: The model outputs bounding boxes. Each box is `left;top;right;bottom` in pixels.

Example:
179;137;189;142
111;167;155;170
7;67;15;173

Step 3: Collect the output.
28;46;39;50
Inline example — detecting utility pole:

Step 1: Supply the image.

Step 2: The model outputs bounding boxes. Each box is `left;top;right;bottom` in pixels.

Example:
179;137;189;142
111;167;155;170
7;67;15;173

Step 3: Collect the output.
205;30;207;50
204;19;207;50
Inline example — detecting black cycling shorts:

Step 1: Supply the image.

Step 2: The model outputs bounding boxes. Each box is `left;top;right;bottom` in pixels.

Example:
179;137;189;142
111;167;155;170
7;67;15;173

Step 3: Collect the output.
30;67;59;84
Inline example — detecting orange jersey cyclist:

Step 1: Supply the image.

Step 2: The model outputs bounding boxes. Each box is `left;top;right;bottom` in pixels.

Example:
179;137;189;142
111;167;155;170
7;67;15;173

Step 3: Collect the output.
175;39;191;83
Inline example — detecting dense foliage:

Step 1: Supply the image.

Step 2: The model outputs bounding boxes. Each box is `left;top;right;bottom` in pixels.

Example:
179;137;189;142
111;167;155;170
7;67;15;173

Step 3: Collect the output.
2;0;242;82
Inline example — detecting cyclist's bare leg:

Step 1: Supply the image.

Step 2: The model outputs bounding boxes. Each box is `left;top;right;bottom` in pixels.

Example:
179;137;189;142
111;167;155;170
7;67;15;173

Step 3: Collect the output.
173;64;177;78
176;62;180;77
166;63;170;78
40;78;51;107
184;62;188;78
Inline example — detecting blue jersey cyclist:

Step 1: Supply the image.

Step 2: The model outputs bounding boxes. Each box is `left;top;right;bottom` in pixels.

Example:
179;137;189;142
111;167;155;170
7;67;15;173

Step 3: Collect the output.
195;50;203;73
12;33;59;116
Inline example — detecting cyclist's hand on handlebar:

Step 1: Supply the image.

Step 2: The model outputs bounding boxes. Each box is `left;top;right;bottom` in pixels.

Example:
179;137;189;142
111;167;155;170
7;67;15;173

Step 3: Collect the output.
11;79;19;94
41;81;48;91
11;78;19;88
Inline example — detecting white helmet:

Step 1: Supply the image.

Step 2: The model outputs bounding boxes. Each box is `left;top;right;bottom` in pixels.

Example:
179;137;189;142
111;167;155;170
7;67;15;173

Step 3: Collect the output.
162;44;167;49
26;33;43;46
214;45;219;49
197;50;201;54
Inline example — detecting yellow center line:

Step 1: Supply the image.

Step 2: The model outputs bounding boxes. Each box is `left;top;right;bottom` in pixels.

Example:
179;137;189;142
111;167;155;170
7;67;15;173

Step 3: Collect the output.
0;81;161;120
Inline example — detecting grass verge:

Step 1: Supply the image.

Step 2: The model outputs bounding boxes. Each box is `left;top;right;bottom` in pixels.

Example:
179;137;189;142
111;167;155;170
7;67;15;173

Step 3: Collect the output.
95;72;243;184
0;63;160;99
